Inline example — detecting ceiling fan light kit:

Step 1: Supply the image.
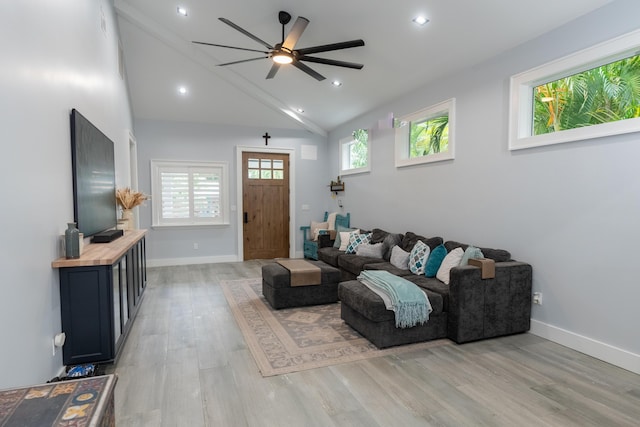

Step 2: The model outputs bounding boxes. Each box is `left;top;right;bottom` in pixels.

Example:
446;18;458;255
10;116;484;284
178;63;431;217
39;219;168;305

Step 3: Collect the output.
192;10;365;82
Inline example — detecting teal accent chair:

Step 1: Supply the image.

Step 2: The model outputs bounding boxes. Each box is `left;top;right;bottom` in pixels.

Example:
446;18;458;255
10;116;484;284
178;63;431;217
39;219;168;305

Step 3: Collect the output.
300;212;350;260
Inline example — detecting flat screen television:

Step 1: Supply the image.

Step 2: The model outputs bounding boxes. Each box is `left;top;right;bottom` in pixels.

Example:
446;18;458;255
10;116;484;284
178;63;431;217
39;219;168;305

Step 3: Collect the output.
70;109;118;239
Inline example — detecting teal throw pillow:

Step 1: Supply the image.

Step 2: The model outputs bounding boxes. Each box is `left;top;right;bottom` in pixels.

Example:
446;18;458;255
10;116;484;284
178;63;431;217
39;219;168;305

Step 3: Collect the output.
425;244;447;277
460;246;484;266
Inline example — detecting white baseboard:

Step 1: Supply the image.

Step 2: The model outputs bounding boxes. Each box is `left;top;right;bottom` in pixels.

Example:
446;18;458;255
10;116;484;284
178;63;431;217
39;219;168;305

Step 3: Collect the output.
530;319;640;375
147;255;240;267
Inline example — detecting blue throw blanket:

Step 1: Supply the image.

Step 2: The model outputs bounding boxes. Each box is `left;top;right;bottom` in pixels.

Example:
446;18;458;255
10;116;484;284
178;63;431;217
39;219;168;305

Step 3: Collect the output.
357;270;432;328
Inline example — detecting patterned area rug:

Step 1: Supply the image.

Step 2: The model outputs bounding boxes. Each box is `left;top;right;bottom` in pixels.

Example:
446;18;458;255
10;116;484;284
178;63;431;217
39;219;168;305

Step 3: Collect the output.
220;278;450;377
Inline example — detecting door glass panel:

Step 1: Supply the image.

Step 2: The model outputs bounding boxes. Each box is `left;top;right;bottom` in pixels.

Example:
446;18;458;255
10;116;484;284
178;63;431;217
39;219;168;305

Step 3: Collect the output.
273;170;284;179
261;170;272;179
113;263;121;342
260;159;271;169
248;169;259;179
121;256;128;322
273;160;284;169
248;158;259;168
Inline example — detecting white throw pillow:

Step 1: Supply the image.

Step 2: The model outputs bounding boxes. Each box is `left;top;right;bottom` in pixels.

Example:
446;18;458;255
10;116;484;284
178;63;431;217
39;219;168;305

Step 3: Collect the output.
339;229;359;251
390;245;410;270
310;221;329;241
408;240;430;275
436;247;464;285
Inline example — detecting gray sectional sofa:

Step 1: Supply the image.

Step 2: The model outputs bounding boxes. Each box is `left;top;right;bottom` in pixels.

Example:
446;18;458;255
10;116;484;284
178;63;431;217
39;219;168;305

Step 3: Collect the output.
316;229;532;347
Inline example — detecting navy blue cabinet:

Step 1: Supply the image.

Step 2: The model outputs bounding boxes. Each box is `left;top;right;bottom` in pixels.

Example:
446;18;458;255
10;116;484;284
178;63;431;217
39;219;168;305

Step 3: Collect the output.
54;231;146;365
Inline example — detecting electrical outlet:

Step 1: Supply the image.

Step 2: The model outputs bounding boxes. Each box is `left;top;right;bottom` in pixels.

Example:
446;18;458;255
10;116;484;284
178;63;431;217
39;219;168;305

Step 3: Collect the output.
193;243;199;250
533;292;543;305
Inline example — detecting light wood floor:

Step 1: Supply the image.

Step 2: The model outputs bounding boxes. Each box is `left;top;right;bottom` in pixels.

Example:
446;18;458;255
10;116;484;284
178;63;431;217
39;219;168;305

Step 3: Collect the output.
107;261;640;426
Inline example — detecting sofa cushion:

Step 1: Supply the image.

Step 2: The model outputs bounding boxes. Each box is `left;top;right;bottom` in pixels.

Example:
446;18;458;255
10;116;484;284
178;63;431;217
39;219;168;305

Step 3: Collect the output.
405;276;451;312
445;241;511;262
317;247;343;267
425;244;447;277
436;247;464;285
400;232;443;253
362;261;413;277
381;232;403;261
338;254;384;276
338;280;443;322
409;240;430;275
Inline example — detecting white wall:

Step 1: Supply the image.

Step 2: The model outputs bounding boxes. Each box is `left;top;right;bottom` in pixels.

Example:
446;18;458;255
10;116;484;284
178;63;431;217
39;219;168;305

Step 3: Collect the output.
328;0;640;374
134;119;331;266
0;1;134;388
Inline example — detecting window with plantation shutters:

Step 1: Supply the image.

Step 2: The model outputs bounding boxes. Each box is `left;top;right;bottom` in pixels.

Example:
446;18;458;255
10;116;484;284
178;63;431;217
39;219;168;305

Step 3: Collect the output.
151;160;229;227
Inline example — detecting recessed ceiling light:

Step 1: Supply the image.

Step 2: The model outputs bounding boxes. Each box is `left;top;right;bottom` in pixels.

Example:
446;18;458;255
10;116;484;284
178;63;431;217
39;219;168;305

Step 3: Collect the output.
412;16;429;26
177;6;188;17
178;86;188;95
331;80;342;87
296;108;304;113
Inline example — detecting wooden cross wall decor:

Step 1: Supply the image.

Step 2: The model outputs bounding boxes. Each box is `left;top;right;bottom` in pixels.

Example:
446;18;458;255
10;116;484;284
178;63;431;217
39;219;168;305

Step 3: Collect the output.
263;132;271;146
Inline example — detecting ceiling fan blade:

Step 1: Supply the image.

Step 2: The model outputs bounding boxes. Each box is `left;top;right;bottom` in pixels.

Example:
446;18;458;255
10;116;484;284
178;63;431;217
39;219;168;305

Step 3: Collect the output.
266;63;280;79
217;57;269;66
218;17;273;50
192;41;269;54
292;61;326;81
299;56;363;70
296;39;365;55
282;16;309;51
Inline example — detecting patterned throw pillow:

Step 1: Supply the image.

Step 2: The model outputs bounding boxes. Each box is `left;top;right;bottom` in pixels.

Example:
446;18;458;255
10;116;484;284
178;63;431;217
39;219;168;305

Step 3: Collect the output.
334;226;358;249
436;247;464;284
408;240;430;275
346;232;371;254
390;245;410;270
425;244;448;277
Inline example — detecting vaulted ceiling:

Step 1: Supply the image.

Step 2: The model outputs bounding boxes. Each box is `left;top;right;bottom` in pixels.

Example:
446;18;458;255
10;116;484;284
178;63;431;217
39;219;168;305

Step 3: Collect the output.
114;0;612;136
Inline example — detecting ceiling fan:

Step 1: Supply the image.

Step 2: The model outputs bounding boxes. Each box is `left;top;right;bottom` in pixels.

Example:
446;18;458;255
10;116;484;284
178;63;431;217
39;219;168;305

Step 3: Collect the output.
192;11;365;81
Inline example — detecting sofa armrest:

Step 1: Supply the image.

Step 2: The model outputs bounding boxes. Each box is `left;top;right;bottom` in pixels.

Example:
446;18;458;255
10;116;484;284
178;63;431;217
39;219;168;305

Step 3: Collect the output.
447;261;532;343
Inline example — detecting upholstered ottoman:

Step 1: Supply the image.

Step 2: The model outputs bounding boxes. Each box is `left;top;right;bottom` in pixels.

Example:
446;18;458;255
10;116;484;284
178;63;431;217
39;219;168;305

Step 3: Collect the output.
338;280;448;348
262;260;341;309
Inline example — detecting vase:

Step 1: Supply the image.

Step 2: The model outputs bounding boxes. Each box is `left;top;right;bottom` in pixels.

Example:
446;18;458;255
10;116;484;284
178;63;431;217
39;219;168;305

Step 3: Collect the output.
121;209;134;230
65;222;80;259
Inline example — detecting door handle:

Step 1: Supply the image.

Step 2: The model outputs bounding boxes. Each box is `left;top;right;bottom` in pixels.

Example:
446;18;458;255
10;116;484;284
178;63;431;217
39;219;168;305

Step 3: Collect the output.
244;212;248;223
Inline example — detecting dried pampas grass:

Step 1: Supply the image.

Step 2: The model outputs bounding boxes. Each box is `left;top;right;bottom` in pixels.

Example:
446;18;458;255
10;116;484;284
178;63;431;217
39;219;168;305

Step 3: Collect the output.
116;187;149;209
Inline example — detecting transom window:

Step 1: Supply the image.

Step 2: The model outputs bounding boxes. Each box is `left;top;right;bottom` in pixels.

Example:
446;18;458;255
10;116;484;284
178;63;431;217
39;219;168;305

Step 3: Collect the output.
247;158;284;180
339;129;370;176
533;54;640;136
395;98;456;167
509;29;640;150
150;160;229;227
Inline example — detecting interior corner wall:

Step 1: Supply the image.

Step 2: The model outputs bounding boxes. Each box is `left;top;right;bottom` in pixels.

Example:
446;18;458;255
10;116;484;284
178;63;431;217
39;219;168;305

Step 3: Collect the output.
0;1;134;388
328;0;640;373
133;119;329;266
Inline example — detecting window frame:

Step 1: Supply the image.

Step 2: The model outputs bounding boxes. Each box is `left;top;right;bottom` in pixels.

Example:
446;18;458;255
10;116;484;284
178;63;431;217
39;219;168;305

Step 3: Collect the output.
339;129;371;176
150;159;229;228
395;98;455;168
509;28;640;151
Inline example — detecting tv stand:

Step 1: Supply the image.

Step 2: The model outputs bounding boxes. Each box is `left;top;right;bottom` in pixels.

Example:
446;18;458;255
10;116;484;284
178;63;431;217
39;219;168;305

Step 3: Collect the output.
91;229;124;243
52;230;146;365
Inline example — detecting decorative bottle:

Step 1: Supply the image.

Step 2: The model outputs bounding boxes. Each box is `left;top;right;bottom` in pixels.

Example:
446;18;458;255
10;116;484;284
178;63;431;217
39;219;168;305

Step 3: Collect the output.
65;222;80;259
